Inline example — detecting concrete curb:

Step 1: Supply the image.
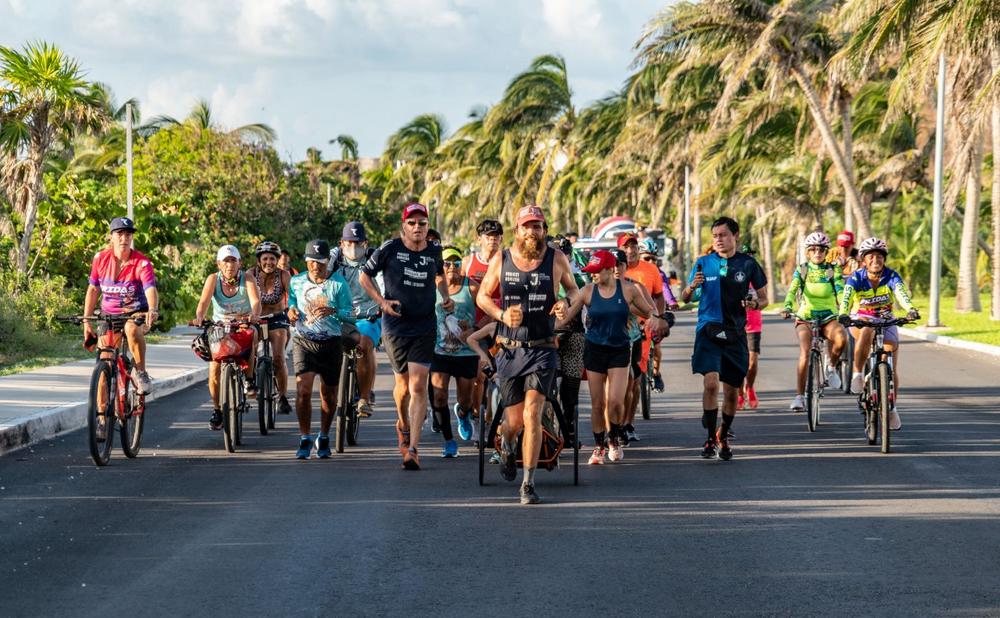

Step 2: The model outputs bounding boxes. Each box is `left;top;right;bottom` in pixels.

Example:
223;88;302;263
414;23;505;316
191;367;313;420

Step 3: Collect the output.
0;366;206;456
898;327;1000;360
763;308;1000;360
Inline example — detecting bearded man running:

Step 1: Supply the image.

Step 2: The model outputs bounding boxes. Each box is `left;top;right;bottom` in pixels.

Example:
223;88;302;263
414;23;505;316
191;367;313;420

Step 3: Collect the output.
477;206;579;505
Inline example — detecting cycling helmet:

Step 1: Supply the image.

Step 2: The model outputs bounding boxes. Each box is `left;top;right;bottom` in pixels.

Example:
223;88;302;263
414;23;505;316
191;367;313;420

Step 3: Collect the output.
803;232;831;248
858;237;888;257
255;241;281;258
191;332;211;362
638;238;658;254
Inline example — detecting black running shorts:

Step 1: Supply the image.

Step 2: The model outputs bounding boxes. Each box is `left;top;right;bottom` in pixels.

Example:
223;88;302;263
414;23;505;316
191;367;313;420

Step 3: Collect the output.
383;332;435;374
292;336;343;386
583;340;631;374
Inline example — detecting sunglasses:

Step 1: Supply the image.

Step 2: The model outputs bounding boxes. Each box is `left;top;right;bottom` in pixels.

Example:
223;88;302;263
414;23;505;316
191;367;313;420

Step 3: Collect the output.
808;246;829;252
443;260;462;268
641;255;656;262
719;257;728;277
405;220;429;227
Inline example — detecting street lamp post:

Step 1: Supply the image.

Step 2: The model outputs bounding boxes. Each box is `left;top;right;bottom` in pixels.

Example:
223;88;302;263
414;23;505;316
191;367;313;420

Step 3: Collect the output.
126;102;134;221
929;53;946;328
684;165;691;273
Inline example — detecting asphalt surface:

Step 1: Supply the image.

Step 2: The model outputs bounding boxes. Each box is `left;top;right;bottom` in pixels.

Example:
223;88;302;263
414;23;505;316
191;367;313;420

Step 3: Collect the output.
2;314;999;617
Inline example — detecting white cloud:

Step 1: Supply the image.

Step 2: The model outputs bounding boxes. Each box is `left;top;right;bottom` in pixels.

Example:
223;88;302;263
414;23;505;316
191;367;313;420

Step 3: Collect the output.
0;0;670;158
542;0;603;39
232;0;310;57
303;0;338;23
143;72;209;121
351;0;466;31
209;69;276;130
6;0;28;16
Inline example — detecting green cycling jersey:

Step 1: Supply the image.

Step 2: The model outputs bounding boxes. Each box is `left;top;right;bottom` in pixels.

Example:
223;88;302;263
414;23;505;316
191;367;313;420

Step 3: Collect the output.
784;261;844;320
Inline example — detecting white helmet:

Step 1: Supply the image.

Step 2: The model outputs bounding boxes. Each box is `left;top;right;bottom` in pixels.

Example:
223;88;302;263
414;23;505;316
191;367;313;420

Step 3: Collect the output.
858;237;888;257
803;232;830;248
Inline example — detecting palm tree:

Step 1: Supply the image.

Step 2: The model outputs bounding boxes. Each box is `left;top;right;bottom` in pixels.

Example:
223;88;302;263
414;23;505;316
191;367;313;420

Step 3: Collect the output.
300;147;327;191
143;98;276;144
382;113;447;210
0;41;110;273
484;54;575;221
839;0;1000;314
639;0;874;239
384;113;445;163
326;134;361;191
330;134;358;161
48;82;141;180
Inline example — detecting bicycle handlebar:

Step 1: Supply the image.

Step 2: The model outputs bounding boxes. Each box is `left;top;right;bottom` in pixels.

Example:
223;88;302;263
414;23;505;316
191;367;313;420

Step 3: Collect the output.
193;318;255;329
357;306;381;322
846;317;916;329
59;314;146;327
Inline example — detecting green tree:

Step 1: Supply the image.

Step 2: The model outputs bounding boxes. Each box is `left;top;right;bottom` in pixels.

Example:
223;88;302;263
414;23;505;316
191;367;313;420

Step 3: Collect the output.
143;98;276;144
840;0;1000;314
0;41;110;273
640;0;874;239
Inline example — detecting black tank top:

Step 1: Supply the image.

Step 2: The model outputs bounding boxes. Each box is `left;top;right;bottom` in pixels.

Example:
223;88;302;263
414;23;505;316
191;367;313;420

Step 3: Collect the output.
497;247;557;342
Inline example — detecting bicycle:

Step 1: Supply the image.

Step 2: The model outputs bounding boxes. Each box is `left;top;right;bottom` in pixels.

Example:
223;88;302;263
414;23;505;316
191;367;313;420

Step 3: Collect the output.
847;316;914;454
802;317;831;432
639;342;654;421
199;318;255;453
59;313;147;466
334;308;379;453
477;364;580;487
477;364;502;486
254;313;278;435
638;312;673;421
838;329;855;395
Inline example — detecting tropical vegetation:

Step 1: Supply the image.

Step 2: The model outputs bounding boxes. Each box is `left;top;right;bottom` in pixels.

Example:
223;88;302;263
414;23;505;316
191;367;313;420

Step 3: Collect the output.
1;1;998;365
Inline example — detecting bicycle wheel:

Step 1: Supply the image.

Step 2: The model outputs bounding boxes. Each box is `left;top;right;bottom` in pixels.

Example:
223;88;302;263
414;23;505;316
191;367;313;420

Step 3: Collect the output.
478;385;490;486
267;375;278;430
479;380;499;486
863;379;878;445
120;380;144;459
87;361;116;466
839;354;852;395
347;366;360;447
878;362;891;454
256;357;272;436
221;363;238;453
235;383;245;447
335;357;349;453
805;350;821;432
639;374;651;421
572;393;580;486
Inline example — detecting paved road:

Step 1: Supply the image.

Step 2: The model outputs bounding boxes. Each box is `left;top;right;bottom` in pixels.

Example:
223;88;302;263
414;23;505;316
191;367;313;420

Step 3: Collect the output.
2;315;999;616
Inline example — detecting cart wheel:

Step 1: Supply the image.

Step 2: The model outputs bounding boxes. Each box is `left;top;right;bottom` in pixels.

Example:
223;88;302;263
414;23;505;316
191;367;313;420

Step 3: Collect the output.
478;403;486;486
573;400;580;486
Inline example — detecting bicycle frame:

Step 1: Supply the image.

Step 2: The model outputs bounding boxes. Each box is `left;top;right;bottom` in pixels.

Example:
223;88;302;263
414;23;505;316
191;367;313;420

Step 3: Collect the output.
91;317;144;419
848;316;912;452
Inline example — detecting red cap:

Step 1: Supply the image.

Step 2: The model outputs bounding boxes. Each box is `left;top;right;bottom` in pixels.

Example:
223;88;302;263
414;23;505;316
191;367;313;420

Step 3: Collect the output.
402;203;429;220
582;250;617;274
836;230;855;247
516;205;545;226
617;233;638;249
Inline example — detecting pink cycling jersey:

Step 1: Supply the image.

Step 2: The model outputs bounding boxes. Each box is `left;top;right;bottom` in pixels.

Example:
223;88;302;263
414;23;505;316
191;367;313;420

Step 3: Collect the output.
88;247;156;315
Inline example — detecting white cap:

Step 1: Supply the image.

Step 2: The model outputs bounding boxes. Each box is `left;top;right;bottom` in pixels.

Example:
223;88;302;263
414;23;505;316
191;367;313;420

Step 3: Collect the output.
216;245;241;261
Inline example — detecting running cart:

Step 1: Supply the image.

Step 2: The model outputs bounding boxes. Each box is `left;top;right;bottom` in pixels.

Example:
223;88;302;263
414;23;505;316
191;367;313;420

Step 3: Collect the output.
477;366;580;487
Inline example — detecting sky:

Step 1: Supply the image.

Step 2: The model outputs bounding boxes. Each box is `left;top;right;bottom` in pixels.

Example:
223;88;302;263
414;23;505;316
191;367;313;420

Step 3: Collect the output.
1;0;668;161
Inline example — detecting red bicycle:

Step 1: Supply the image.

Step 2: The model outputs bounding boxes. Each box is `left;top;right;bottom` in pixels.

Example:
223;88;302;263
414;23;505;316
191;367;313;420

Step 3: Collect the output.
60;313;147;466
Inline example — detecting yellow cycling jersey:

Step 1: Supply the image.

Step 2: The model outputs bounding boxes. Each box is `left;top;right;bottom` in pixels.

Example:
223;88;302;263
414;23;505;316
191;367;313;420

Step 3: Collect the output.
839;266;914;318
